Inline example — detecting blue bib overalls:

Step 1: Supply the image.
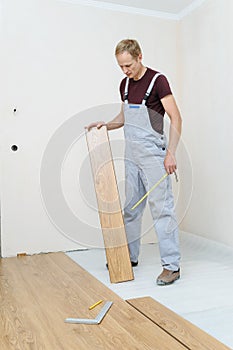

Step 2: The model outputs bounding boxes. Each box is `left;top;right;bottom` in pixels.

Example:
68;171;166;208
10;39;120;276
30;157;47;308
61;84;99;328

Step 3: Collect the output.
123;73;180;271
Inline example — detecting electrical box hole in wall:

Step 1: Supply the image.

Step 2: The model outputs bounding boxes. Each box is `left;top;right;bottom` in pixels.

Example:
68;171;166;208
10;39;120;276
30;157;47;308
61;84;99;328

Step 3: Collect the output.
11;145;18;151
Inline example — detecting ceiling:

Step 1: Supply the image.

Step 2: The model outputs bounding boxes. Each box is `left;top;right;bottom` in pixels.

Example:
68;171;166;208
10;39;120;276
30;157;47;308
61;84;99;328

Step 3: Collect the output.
95;0;200;15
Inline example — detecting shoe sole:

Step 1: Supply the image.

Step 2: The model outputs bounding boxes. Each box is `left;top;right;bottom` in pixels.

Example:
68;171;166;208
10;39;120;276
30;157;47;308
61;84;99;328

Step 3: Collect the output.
106;262;138;269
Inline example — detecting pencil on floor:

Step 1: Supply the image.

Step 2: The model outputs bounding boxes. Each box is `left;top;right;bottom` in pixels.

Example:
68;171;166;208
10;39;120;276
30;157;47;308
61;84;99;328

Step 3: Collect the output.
89;300;103;310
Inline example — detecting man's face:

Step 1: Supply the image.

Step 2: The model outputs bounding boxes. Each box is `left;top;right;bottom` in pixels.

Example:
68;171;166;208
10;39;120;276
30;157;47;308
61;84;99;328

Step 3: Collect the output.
116;51;142;79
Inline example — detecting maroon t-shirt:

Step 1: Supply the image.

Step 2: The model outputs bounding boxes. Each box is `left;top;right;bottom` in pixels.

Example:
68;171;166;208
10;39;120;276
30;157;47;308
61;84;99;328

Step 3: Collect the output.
120;67;172;134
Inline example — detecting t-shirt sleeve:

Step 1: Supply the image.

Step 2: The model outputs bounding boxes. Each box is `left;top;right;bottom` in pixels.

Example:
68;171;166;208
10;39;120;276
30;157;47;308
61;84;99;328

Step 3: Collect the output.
155;74;172;100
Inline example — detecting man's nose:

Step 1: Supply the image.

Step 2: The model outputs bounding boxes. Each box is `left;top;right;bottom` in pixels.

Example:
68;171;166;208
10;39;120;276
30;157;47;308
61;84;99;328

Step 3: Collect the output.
122;67;128;74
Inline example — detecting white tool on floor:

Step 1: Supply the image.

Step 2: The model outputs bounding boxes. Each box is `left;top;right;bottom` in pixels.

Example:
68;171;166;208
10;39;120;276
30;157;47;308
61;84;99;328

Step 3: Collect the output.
65;301;113;325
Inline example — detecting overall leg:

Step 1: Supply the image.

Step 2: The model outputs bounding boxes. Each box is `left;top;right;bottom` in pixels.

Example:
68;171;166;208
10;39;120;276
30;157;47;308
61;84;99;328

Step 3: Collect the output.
148;175;180;271
139;158;180;272
123;160;147;263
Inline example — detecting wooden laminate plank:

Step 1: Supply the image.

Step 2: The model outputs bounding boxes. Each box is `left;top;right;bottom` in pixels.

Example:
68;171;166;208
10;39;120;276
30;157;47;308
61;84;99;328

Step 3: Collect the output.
86;126;133;283
0;253;187;349
127;297;231;350
0;256;64;349
50;253;187;349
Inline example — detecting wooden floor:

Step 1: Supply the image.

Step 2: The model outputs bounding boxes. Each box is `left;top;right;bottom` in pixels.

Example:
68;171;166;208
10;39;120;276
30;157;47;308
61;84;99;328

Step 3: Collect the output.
67;231;233;349
1;247;232;349
127;297;230;350
0;252;189;349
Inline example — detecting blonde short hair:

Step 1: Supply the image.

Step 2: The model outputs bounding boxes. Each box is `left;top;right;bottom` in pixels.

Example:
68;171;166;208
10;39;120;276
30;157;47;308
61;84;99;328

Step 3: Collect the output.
115;39;142;59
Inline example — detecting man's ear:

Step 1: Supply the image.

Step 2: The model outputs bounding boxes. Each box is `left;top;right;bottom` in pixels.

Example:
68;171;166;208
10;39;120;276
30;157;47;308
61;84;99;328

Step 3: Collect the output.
138;53;142;62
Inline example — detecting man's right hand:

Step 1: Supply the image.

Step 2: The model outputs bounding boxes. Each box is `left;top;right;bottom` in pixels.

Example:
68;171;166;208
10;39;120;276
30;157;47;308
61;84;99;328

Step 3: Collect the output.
85;121;106;131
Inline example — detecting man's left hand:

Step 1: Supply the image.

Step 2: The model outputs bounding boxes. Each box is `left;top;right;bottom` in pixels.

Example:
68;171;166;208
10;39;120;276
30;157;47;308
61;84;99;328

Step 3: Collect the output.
164;152;177;174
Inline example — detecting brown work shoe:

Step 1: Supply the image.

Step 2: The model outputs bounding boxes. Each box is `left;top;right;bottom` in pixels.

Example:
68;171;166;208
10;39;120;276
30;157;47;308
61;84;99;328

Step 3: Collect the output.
156;268;180;286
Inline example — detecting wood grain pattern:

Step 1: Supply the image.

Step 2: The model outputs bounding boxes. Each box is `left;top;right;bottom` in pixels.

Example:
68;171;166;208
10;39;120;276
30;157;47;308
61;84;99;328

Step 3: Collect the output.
127;297;231;350
86;126;133;283
0;253;187;349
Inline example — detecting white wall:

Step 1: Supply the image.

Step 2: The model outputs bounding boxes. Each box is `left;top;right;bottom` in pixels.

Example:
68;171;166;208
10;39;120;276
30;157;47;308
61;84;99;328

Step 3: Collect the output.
3;0;231;257
178;0;233;247
0;0;178;257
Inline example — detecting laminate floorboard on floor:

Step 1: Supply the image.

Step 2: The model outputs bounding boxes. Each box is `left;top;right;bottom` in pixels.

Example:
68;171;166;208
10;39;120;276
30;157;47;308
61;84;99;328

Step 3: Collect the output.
67;231;233;349
0;252;187;350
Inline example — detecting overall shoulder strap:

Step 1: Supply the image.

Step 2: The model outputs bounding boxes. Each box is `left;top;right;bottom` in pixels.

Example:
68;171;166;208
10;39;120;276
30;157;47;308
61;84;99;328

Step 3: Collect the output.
123;78;129;104
142;73;162;105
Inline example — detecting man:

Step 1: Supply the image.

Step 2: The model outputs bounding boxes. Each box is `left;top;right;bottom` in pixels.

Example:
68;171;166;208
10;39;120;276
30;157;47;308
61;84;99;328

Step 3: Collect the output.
86;39;182;285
